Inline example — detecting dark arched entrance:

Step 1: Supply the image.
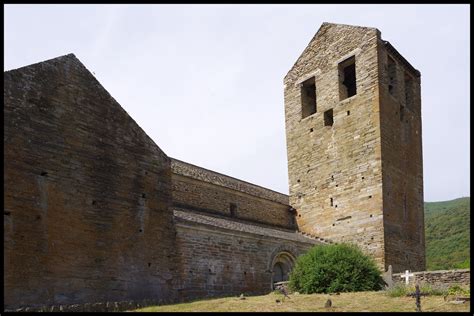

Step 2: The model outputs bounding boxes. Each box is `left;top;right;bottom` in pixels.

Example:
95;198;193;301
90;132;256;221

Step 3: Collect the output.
270;251;296;289
273;262;286;283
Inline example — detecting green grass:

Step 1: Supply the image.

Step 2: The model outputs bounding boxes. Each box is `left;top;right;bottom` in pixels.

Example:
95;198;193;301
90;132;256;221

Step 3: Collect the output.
132;291;470;312
385;283;469;298
424;197;470;270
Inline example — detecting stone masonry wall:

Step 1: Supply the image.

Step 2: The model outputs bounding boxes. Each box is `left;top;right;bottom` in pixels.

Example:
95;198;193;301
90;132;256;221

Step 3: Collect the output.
4;54;178;309
171;158;295;229
393;269;470;287
377;41;425;273
172;208;320;301
284;23;386;269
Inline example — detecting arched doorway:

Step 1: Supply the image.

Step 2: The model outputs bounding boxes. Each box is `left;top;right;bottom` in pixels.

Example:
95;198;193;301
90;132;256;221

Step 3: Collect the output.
270;251;296;289
273;262;286;283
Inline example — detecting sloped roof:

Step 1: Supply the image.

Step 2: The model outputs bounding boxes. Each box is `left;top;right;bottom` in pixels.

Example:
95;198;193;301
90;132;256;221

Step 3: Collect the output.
4;53;169;158
173;208;328;244
5;53;78;73
171;158;289;204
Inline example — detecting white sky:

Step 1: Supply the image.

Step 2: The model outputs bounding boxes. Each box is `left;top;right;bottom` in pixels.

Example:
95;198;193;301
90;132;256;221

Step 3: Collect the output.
4;4;470;202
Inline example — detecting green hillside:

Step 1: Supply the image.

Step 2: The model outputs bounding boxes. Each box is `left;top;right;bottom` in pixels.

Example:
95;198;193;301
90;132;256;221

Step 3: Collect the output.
424;197;470;270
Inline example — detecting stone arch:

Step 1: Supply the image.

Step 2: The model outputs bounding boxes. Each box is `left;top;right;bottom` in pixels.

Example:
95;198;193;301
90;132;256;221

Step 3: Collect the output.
268;245;297;289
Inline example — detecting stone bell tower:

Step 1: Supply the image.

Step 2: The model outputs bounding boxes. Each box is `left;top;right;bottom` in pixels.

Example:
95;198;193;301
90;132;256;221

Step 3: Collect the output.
284;22;425;273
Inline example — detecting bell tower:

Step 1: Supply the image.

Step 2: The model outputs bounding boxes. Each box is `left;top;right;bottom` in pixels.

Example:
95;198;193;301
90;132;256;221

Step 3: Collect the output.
284;22;425;272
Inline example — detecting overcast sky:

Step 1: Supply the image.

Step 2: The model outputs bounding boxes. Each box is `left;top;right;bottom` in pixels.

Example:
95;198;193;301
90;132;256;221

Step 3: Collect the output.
4;4;470;202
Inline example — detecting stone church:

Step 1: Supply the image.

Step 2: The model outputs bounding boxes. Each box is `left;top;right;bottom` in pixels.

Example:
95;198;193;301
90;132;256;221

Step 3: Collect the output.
4;22;425;310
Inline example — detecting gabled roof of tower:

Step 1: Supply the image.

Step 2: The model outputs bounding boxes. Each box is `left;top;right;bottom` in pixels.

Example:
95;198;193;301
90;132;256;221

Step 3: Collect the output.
285;22;378;79
285;22;420;79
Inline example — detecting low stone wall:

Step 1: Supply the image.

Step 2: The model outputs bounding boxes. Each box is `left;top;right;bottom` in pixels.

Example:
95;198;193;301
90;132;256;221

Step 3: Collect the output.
3;298;168;312
392;269;470;287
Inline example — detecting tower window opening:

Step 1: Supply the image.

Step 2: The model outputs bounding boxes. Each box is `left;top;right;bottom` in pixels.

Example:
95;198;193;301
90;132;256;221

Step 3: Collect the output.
330;197;333;207
387;55;397;96
339;56;357;100
301;77;317;118
324;109;334;126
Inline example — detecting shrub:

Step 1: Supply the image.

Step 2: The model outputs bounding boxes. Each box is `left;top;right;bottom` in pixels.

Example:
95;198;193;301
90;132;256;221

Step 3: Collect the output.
288;243;385;294
447;285;470;297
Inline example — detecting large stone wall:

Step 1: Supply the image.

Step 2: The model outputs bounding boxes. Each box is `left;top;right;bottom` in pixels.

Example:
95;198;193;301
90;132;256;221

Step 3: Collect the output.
171;158;295;229
377;41;425;272
393;269;470;287
284;23;386;269
172;208;321;301
4;54;322;310
4;54;178;309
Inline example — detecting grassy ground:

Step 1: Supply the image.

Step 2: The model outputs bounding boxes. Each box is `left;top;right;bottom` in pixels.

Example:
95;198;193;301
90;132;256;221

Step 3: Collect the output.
133;291;470;312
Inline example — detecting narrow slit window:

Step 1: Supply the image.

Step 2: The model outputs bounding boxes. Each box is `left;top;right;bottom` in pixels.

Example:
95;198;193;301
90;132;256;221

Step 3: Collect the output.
229;203;237;217
404;73;414;110
324;109;334;126
300;77;317;118
387;55;397;96
338;56;357;100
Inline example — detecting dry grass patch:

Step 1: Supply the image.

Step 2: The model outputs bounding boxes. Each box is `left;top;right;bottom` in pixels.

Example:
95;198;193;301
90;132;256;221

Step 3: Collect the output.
133;291;470;312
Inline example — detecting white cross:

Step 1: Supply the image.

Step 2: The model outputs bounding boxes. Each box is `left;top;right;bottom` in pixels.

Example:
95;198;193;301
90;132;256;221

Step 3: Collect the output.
401;270;414;285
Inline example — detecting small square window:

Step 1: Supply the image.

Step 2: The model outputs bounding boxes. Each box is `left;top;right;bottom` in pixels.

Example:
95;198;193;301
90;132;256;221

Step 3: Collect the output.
324;109;334;126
